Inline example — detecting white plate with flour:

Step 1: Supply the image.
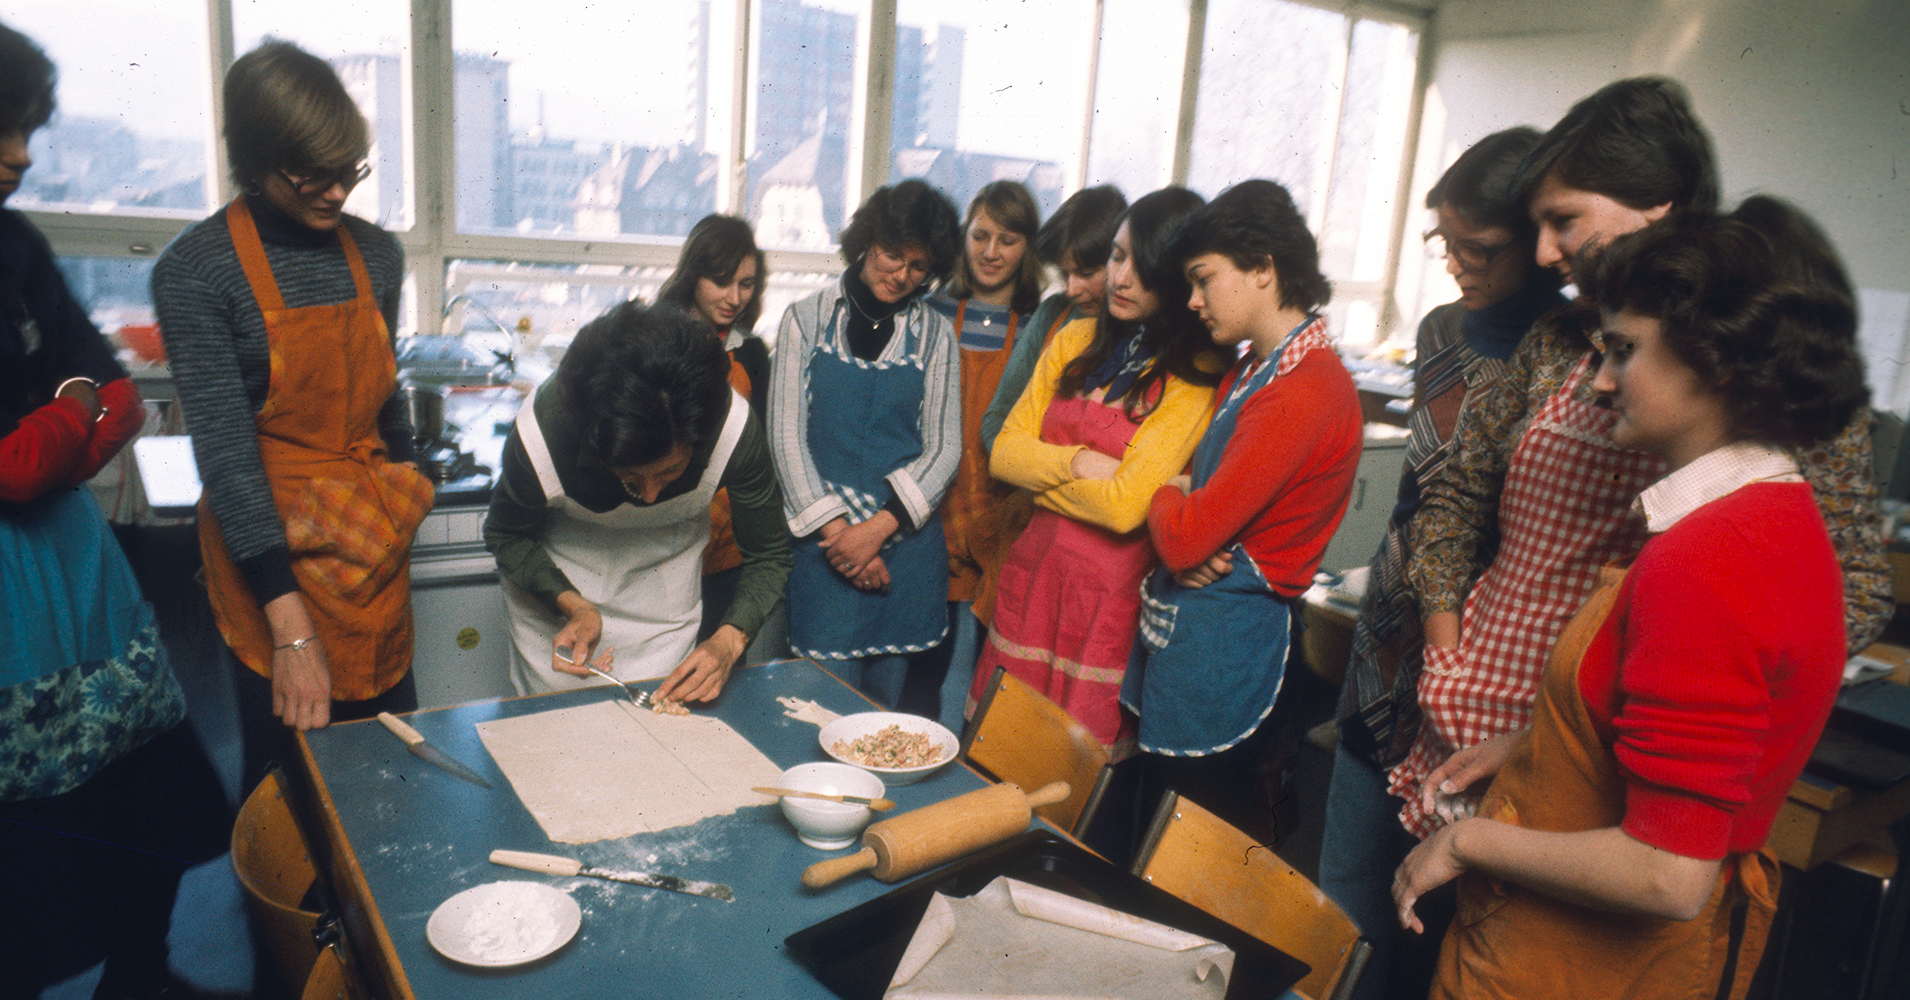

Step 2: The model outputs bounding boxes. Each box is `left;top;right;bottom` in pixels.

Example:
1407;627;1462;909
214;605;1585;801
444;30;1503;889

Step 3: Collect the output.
427;880;582;967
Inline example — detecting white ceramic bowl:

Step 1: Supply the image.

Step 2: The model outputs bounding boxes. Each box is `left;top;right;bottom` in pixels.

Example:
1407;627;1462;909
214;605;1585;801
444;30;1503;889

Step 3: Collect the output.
817;712;958;786
777;761;887;850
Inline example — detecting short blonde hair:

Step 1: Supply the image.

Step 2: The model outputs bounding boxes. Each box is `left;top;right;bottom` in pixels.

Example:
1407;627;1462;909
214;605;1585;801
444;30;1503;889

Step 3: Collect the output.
223;40;369;187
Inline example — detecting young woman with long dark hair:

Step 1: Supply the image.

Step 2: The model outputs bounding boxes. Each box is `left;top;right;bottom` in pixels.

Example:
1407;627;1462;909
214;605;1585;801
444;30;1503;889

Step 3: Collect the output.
970;187;1228;753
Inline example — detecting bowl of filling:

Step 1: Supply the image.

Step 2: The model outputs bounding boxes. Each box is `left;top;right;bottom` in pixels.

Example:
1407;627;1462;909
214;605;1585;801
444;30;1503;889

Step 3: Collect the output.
818;712;958;785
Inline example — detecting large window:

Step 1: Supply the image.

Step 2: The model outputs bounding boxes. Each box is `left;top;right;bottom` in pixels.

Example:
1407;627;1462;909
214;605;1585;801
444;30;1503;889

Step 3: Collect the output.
1086;0;1193;198
5;3;212;219
887;0;1095;219
1185;0;1420;346
19;0;1429;374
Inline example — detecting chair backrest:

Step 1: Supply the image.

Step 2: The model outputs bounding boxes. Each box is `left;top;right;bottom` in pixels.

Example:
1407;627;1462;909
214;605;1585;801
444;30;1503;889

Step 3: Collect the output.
302;944;367;1000
1132;792;1370;1000
233;769;323;998
961;665;1112;835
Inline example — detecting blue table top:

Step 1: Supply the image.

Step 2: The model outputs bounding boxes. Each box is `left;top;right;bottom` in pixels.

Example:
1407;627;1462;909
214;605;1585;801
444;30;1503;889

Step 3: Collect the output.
297;658;996;999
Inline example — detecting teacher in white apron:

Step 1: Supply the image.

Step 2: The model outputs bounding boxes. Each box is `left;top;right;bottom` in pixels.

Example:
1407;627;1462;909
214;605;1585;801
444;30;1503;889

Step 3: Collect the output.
484;302;791;702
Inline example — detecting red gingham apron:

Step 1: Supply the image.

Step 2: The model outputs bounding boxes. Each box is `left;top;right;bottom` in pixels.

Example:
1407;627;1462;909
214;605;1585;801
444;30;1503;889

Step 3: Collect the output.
1388;353;1666;837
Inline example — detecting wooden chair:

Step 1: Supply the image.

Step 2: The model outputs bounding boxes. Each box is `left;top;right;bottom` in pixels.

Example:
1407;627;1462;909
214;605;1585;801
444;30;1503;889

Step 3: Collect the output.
1132;791;1371;1000
960;665;1112;836
301;944;367;1000
233;769;325;999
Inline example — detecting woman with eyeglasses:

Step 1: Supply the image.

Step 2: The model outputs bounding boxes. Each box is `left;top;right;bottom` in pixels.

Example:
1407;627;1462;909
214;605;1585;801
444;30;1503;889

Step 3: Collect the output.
154;41;431;788
1394;205;1863;1000
1316;127;1565;1000
767;180;964;704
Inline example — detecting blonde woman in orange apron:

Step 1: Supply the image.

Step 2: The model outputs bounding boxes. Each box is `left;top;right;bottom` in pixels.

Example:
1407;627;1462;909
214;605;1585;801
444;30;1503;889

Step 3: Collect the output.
155;42;429;789
918;181;1044;731
1393;209;1863;1000
484;303;789;702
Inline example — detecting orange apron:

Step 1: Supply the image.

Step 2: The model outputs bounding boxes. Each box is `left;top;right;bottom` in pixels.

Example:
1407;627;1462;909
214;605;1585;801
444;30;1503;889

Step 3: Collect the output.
702;352;754;575
1433;565;1780;1000
944;299;1019;609
196;198;434;700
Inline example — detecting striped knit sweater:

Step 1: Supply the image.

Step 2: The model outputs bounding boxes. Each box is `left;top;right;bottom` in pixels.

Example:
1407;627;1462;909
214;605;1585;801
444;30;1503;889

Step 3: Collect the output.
152;195;410;606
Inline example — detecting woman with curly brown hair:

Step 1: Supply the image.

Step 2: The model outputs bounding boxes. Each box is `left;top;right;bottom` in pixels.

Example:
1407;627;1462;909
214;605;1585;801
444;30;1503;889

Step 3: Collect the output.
1394;203;1866;1000
767;179;963;704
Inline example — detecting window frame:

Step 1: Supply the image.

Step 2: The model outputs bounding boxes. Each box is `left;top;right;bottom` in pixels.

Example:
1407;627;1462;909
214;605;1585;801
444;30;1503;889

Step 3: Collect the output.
21;0;1431;346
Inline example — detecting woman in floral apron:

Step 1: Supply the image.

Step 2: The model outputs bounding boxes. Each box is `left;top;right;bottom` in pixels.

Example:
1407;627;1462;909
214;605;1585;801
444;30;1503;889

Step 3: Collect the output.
767;180;963;705
1125;180;1363;840
971;187;1228;755
485;302;789;702
1394;208;1863;1000
156;42;430;787
2;26;230;995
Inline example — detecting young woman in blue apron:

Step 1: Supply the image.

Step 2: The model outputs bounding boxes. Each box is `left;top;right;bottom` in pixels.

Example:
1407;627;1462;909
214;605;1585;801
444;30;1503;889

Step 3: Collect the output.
767;181;963;704
1126;180;1364;842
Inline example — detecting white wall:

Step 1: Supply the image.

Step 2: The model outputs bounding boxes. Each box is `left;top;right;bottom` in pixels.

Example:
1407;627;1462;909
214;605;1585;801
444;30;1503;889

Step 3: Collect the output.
1408;0;1910;439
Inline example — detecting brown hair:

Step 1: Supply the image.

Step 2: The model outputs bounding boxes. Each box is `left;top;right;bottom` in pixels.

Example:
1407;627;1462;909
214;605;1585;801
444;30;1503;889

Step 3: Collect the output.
656;214;768;332
947;181;1043;315
223;40;369;188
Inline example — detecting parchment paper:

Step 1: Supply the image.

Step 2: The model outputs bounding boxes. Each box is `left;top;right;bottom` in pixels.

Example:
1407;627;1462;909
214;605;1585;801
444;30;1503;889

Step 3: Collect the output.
885;877;1234;1000
476;700;784;844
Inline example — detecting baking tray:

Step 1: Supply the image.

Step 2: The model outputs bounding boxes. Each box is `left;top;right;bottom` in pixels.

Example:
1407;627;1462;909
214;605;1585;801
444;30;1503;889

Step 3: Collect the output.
785;830;1310;1000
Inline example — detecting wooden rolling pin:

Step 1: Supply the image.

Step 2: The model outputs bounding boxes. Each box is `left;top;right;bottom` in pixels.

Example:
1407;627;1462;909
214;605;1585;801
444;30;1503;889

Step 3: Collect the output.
801;780;1069;889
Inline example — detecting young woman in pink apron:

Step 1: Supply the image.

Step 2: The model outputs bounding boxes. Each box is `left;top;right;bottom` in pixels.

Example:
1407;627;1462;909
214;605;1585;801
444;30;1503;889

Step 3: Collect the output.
1394;207;1864;1000
972;187;1229;755
485;303;789;702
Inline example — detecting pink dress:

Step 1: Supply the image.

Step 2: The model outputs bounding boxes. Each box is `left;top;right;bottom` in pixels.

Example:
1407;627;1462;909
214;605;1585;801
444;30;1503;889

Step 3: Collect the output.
973;392;1156;752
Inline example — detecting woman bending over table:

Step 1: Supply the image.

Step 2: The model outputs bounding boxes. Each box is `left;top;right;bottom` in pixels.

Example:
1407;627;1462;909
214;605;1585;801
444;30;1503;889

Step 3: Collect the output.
485;302;789;701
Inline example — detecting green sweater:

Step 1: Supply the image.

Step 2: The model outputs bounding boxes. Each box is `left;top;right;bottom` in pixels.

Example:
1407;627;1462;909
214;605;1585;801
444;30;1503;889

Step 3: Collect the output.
482;379;790;640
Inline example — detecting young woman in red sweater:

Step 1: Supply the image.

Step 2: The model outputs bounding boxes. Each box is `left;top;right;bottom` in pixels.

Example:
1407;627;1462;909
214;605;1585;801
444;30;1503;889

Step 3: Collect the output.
1391;205;1866;1000
1123;179;1364;840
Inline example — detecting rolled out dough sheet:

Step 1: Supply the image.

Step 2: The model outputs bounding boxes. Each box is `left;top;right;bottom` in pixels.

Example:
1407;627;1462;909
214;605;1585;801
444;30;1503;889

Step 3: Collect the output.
476;700;785;844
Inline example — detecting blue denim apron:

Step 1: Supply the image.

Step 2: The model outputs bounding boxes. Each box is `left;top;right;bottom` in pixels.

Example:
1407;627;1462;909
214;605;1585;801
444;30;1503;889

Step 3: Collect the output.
786;303;948;660
1121;323;1307;755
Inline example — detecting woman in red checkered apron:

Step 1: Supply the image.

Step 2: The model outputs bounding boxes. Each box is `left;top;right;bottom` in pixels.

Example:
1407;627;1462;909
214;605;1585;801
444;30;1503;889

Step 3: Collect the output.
1387;347;1664;836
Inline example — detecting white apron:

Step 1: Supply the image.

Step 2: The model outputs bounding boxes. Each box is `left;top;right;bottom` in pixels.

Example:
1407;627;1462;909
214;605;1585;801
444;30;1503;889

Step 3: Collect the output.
504;391;749;694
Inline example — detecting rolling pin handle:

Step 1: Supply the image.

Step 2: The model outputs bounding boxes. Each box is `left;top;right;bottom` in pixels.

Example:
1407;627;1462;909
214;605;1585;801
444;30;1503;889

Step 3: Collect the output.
801;846;879;889
1023;780;1072;809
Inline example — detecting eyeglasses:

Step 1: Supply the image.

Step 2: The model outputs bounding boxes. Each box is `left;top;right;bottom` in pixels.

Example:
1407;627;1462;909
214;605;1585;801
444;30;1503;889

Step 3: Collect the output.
868;245;932;280
1423;230;1516;272
278;162;372;197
